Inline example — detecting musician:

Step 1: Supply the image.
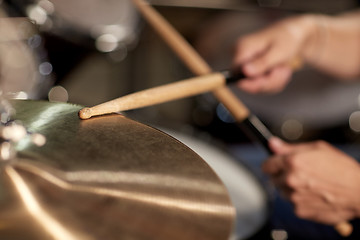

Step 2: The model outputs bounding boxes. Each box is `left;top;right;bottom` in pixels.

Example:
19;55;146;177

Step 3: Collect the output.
232;10;360;227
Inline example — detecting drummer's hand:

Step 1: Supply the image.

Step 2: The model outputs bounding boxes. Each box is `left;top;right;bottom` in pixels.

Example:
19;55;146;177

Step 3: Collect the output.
262;137;360;225
232;15;316;94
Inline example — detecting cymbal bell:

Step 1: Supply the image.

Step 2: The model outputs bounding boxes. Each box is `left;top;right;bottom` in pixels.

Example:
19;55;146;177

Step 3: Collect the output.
0;100;235;240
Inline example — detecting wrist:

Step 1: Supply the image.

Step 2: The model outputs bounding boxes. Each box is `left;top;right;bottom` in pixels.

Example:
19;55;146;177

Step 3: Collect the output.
300;14;328;64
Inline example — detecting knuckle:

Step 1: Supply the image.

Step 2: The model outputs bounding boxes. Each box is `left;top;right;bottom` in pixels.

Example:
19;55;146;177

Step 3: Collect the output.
250;85;265;94
254;57;269;71
289;192;300;204
294;206;309;219
314;140;328;148
236;38;246;48
235;38;252;54
284;155;300;170
284;174;298;188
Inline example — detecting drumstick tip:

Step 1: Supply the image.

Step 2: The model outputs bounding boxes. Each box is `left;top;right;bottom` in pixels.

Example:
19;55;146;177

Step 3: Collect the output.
78;108;92;120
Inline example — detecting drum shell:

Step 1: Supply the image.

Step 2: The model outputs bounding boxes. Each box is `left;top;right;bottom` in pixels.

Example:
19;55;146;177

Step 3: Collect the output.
159;127;272;240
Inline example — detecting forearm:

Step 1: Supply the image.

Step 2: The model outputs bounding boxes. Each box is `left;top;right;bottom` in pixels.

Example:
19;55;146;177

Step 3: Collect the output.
303;11;360;79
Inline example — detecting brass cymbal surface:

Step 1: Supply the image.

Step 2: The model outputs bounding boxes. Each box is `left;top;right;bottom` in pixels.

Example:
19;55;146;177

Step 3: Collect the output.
0;100;235;240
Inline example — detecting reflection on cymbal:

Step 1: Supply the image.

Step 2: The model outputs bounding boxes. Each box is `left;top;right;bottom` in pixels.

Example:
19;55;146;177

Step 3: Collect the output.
0;100;235;240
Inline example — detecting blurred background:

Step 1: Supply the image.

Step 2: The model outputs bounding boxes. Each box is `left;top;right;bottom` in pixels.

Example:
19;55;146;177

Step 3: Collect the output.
1;0;360;239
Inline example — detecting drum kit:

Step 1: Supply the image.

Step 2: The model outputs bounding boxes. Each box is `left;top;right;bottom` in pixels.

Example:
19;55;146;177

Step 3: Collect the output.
0;1;274;240
0;1;357;240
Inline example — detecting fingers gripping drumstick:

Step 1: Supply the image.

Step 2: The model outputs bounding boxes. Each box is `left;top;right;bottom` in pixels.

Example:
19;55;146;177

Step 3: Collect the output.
127;0;353;236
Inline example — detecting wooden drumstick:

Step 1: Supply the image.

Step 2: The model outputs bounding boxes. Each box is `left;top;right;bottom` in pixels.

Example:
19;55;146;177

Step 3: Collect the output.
78;70;266;119
79;72;227;119
127;0;353;236
130;0;248;119
79;64;298;119
128;0;304;122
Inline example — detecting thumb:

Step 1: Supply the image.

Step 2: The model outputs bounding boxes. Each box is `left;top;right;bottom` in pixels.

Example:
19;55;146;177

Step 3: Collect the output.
268;137;294;155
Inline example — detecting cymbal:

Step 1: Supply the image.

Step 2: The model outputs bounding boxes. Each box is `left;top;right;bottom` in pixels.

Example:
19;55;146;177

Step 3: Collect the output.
0;100;235;240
